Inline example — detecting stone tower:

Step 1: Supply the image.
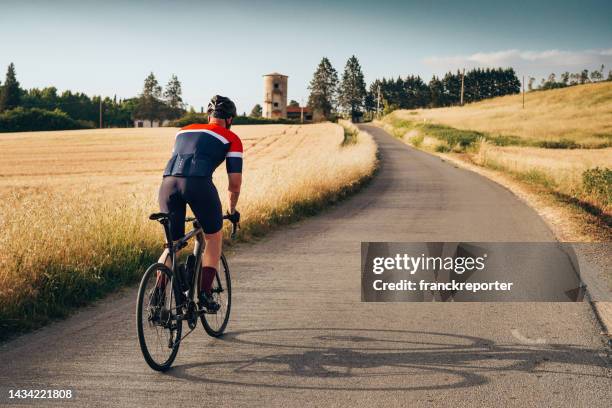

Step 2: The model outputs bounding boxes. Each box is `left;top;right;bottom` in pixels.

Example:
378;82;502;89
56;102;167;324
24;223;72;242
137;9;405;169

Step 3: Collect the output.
263;73;288;119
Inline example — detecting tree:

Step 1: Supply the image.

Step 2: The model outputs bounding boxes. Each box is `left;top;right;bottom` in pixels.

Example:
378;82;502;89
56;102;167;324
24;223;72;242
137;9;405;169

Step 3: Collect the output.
307;57;338;120
143;72;162;98
608;70;612;81
164;74;183;109
590;69;603;82
338;55;367;118
250;104;262;117
0;63;21;112
429;75;445;107
365;79;381;113
579;69;590;84
133;72;167;122
288;99;300;107
561;72;570;85
569;72;580;85
442;71;462;104
528;77;536;91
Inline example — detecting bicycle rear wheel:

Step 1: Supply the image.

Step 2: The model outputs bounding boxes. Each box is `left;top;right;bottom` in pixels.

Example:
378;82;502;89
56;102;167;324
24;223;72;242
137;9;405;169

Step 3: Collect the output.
136;263;182;371
201;254;232;337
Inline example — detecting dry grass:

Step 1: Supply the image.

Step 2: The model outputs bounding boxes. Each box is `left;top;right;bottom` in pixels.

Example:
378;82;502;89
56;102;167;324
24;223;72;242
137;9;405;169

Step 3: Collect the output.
472;141;609;198
0;123;377;335
392;81;612;147
473;141;611;214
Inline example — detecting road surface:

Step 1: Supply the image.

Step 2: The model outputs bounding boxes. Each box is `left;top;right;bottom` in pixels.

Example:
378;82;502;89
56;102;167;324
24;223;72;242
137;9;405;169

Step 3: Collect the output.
1;124;610;407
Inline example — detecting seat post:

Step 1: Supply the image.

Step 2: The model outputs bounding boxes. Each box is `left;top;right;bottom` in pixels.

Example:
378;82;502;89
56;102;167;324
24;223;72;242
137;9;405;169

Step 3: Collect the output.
161;219;173;249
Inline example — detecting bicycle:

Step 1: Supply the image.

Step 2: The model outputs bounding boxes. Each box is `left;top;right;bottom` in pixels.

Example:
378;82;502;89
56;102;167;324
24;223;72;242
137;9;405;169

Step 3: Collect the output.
136;212;238;372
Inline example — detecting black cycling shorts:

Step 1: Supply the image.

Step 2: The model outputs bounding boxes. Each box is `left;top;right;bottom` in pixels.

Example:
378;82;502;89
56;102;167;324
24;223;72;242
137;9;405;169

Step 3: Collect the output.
158;176;223;238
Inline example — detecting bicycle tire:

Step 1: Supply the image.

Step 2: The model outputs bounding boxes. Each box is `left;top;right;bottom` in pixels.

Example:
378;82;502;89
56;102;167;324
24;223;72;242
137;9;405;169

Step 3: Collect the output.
136;263;182;371
201;254;232;337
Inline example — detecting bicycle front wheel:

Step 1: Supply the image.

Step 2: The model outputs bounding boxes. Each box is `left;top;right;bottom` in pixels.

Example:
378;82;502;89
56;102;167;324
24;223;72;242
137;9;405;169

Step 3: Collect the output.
201;254;232;337
136;263;182;371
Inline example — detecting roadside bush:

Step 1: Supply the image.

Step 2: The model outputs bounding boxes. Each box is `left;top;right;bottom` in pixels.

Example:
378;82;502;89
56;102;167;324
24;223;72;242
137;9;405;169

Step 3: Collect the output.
341;125;359;145
424;123;483;148
0;107;90;132
435;143;451;152
411;133;424;147
537;139;580;149
519;169;557;189
168;113;295;127
583;167;612;207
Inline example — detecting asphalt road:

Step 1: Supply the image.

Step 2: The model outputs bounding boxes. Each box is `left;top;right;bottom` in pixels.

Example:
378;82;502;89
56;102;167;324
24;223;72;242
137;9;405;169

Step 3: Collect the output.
1;124;610;407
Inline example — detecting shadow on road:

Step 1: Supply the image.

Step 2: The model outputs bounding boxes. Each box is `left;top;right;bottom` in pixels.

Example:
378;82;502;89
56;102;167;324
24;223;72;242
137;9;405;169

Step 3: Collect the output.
166;328;610;391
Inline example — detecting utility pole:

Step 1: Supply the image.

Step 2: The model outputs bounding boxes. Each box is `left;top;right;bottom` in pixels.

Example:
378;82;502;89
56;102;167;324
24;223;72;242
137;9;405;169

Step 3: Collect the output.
300;97;304;124
99;98;103;128
522;75;525;109
460;68;465;106
376;84;381;118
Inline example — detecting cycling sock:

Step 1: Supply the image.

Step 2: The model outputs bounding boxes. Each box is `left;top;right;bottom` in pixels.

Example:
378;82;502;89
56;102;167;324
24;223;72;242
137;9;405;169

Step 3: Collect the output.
199;266;217;296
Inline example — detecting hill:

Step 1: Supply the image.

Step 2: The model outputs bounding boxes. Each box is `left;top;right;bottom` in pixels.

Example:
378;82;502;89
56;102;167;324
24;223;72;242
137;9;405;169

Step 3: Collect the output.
379;82;612;238
387;81;612;148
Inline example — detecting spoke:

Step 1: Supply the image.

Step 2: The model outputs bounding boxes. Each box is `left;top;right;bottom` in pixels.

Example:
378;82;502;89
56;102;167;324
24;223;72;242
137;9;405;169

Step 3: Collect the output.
141;267;179;365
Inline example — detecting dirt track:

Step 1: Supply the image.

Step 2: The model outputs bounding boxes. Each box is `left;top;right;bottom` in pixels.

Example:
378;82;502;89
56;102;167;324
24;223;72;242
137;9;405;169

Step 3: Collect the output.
1;124;610;407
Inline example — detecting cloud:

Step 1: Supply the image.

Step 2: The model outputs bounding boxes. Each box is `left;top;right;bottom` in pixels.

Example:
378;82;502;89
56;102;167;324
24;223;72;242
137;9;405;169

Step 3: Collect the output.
423;48;612;76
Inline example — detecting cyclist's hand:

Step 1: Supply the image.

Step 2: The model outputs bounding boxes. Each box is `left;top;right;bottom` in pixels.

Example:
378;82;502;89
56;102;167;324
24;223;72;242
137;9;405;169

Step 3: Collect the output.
226;210;240;224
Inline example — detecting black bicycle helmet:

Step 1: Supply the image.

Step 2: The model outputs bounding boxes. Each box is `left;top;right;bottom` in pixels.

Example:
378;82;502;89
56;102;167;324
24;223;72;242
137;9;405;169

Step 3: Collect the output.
207;95;237;119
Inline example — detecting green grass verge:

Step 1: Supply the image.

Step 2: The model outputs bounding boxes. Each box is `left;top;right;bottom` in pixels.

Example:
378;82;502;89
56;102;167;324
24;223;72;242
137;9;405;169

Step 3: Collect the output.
383;116;612;150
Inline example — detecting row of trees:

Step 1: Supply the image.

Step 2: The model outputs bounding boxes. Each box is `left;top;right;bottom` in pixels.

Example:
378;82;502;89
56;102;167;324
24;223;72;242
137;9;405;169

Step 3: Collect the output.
370;68;521;112
307;56;367;120
305;57;522;121
131;72;185;123
0;63;185;128
531;65;612;91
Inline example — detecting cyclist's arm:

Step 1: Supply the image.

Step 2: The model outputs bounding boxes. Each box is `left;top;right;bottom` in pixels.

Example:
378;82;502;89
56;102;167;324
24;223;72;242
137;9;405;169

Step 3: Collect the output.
227;173;241;214
225;135;243;214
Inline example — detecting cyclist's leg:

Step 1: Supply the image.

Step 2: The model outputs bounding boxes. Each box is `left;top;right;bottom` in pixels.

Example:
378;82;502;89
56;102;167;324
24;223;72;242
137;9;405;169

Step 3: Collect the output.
184;177;223;296
157;176;187;288
201;230;222;294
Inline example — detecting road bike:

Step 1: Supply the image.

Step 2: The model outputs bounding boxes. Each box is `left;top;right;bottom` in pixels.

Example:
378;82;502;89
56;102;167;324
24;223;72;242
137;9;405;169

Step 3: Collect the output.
136;212;237;371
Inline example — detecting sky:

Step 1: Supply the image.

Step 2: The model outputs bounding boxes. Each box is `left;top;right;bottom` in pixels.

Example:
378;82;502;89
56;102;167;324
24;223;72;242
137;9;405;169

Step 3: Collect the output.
1;0;611;113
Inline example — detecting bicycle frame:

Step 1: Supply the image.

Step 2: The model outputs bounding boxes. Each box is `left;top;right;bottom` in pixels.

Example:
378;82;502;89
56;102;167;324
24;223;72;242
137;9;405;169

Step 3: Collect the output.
159;218;204;308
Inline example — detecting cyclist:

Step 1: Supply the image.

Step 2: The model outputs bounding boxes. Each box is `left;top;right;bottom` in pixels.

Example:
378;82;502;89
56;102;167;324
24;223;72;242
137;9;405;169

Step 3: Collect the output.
156;95;242;312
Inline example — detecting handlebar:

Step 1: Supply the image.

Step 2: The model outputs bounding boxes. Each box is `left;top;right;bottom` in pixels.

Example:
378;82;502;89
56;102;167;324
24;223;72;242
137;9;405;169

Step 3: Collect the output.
183;212;240;239
223;213;240;239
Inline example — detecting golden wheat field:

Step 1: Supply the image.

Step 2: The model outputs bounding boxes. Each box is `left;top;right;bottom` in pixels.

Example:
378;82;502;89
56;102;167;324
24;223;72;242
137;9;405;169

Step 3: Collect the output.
393;81;612;146
0;123;377;332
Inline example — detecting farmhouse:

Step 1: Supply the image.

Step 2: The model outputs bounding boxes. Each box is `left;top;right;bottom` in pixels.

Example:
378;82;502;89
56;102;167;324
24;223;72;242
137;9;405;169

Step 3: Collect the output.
286;106;313;122
133;119;170;128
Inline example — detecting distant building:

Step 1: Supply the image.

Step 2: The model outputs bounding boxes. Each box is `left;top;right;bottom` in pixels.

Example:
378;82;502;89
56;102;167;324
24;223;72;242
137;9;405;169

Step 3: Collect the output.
263;73;288;119
133;119;169;128
286;106;313;122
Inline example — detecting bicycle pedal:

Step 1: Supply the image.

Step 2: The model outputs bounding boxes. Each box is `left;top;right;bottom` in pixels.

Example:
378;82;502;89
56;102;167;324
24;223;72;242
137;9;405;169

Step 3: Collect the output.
197;305;217;315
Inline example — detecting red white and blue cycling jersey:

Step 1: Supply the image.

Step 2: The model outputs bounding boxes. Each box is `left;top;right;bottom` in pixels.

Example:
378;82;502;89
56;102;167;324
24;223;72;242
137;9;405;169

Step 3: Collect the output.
163;123;243;178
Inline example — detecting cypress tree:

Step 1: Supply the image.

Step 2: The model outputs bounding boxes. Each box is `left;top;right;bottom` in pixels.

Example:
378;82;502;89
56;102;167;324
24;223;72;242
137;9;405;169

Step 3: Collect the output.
307;57;338;121
0;63;21;112
338;55;367;118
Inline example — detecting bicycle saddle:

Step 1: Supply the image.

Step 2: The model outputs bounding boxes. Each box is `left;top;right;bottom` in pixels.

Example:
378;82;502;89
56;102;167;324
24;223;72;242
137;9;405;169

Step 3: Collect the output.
149;212;170;221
